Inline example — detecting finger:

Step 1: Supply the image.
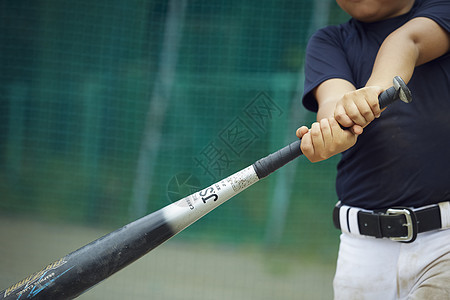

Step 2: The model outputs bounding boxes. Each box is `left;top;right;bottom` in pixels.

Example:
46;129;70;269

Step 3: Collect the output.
350;124;363;135
310;122;325;154
344;96;370;127
329;118;355;139
356;87;385;122
355;97;375;125
334;103;354;128
320;118;332;148
296;126;309;139
367;86;384;118
300;132;314;157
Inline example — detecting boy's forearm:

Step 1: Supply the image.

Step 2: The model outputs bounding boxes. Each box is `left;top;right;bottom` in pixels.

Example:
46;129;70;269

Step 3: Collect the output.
367;17;450;88
366;27;418;88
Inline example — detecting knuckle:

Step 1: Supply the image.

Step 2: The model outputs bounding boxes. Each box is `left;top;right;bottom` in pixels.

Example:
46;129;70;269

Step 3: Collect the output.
361;108;374;120
335;112;346;122
311;128;321;138
301;145;316;161
342;91;353;100
370;100;379;109
347;110;360;120
300;137;312;152
320;119;330;130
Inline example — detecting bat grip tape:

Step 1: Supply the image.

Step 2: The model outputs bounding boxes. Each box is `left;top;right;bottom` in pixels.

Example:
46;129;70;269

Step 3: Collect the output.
252;139;302;179
378;86;396;109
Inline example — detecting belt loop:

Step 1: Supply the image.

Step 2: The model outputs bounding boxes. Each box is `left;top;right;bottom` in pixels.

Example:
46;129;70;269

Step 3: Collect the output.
348;208;360;235
372;213;383;238
333;202;342;230
439;201;450;229
339;205;351;234
333;203;361;235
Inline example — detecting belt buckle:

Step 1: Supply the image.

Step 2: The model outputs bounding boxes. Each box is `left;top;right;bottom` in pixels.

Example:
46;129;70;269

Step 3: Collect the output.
386;208;417;243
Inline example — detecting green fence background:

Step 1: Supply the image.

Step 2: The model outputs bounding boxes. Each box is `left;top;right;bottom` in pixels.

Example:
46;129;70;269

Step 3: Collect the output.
0;1;350;299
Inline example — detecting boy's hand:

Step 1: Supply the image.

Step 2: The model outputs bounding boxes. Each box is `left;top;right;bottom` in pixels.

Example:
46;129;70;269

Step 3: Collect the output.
296;118;359;163
334;86;384;132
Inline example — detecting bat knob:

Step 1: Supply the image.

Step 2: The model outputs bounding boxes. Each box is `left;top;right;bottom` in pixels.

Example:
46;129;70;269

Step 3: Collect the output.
393;76;412;104
378;76;412;109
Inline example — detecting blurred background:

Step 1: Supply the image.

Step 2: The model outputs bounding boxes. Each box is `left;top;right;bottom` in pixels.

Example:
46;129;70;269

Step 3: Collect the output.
0;0;349;299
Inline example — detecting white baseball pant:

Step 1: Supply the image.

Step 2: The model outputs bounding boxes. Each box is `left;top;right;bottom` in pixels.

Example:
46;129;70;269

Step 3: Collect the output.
333;228;450;299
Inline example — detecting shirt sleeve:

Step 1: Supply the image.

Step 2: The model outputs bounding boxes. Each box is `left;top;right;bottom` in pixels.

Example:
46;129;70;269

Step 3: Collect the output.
413;0;450;32
302;25;355;112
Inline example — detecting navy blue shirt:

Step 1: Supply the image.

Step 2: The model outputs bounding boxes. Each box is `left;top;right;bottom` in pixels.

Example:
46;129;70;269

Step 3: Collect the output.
302;0;450;210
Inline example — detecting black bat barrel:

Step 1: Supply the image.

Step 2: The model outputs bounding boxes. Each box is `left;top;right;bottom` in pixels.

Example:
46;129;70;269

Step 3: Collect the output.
1;211;175;300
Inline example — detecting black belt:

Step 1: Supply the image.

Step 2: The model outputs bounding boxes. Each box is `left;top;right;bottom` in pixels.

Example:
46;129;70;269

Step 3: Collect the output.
333;203;444;243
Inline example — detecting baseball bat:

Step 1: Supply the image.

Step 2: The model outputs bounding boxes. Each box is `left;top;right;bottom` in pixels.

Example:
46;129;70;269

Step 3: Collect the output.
1;77;411;300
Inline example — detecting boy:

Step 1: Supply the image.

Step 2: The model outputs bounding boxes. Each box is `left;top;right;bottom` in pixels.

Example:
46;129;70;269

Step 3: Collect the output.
297;0;450;298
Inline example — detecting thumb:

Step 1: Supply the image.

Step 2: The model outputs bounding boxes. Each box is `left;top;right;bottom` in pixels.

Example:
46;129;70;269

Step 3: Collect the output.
350;124;363;135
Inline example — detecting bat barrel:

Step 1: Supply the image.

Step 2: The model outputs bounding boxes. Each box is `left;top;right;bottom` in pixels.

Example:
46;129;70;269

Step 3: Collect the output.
1;210;176;300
